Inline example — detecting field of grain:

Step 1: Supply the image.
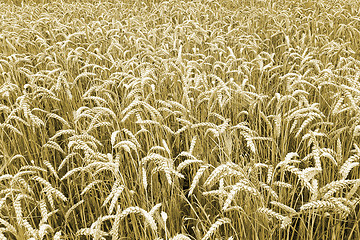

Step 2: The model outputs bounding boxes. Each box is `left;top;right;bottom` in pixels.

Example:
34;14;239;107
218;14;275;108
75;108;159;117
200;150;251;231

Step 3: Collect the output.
1;0;360;239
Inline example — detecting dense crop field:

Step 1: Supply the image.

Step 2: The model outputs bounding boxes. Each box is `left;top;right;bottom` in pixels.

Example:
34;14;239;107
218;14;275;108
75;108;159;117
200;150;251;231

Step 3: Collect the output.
1;0;360;239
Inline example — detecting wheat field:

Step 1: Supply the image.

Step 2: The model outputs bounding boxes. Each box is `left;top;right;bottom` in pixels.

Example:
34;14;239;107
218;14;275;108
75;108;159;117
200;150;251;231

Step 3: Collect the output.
0;0;360;239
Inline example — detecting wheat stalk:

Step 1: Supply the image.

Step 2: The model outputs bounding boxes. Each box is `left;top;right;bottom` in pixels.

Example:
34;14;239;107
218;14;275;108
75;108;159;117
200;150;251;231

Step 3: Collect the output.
202;218;231;240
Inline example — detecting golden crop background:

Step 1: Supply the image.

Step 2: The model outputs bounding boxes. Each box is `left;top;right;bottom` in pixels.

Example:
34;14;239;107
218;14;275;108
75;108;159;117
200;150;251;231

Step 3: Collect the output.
1;0;360;239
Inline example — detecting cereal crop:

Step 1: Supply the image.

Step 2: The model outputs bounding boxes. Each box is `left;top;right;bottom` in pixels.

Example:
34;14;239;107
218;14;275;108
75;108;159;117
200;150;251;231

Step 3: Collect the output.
1;0;360;239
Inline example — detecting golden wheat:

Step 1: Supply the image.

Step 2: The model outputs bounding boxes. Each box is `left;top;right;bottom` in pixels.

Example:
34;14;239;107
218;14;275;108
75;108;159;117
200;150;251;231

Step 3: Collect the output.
1;0;360;239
